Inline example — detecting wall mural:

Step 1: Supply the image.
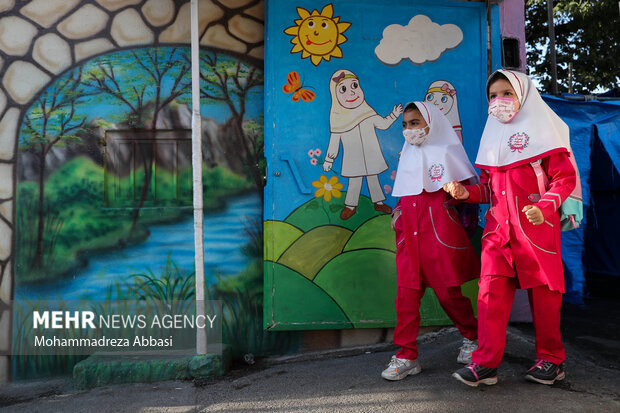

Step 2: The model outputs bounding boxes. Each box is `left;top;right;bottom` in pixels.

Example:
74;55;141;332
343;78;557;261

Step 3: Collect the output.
12;45;298;379
283;4;351;66
16;48;253;284
425;80;463;142
282;71;316;102
374;14;463;66
265;0;498;330
0;0;298;380
324;69;401;220
0;0;508;380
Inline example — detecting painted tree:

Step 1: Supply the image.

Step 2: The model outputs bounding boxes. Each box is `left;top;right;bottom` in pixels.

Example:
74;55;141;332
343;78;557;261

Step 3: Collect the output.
243;116;265;193
83;47;191;234
193;52;264;200
21;68;89;269
526;0;620;94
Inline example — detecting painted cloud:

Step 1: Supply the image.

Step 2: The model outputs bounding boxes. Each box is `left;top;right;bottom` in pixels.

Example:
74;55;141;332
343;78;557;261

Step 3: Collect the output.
375;15;463;65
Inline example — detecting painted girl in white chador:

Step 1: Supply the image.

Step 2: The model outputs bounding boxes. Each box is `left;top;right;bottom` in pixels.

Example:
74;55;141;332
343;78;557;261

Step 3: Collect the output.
425;80;463;142
323;69;403;220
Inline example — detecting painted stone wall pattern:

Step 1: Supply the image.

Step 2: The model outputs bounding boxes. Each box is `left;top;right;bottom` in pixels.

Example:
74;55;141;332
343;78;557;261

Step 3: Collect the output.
0;108;18;160
75;38;116;61
57;4;110;39
2;61;51;104
0;264;10;302
0;0;15;13
0;16;38;56
19;0;82;29
202;25;247;52
96;0;142;12
229;15;264;44
110;9;155;46
142;0;175;27
33;34;72;74
159;2;225;43
0;218;10;260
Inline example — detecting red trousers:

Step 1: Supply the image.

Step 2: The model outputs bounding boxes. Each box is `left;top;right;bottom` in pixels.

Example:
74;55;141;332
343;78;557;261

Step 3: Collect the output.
472;274;565;368
394;286;478;361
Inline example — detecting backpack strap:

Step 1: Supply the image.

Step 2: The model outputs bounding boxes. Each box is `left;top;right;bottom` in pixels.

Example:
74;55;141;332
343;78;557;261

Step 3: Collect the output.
530;159;549;196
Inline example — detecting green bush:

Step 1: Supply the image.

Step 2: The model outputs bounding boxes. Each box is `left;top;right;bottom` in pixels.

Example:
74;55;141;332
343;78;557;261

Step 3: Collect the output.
15;157;254;283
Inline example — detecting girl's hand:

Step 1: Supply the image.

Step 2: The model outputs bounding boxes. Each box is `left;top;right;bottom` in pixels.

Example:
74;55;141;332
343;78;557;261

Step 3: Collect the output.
391;209;401;230
522;205;544;225
443;180;469;200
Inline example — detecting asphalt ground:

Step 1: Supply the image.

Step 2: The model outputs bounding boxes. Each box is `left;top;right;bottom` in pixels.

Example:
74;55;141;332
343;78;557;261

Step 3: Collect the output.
1;297;619;413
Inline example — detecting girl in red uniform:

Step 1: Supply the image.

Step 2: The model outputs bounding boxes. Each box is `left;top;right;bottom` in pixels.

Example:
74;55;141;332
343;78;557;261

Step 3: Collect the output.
446;69;577;386
381;102;480;381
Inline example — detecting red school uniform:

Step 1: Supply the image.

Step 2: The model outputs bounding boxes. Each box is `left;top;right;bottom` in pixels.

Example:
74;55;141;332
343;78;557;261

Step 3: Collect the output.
463;68;578;368
395;190;480;289
464;154;575;367
391;102;480;361
465;152;576;292
393;190;480;361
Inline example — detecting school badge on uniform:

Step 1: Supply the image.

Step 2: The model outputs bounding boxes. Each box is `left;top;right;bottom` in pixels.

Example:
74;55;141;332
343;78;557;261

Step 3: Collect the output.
507;132;530;153
428;163;446;182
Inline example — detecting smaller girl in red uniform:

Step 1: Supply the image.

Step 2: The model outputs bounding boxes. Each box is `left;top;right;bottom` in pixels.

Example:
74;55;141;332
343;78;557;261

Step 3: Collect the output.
381;102;480;381
446;69;577;387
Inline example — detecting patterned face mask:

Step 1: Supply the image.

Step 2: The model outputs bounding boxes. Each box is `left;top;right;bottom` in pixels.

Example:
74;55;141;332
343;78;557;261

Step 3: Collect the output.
488;97;518;123
403;126;429;145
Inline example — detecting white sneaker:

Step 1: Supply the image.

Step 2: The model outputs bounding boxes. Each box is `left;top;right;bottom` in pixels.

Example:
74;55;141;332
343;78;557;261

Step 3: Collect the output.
457;338;478;364
381;355;422;381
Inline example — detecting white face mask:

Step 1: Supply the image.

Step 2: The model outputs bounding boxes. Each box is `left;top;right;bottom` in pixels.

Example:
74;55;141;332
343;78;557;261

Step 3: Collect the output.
488;97;518;123
403;126;429;145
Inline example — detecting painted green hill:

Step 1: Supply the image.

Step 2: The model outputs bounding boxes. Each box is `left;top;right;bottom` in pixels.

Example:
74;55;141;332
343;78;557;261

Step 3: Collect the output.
285;193;384;232
313;249;397;328
264;220;303;262
277;226;353;280
264;262;352;330
343;214;395;252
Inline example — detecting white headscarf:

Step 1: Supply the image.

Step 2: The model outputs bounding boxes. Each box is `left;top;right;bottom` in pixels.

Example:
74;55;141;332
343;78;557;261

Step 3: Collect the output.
392;102;477;197
475;69;570;171
329;69;377;133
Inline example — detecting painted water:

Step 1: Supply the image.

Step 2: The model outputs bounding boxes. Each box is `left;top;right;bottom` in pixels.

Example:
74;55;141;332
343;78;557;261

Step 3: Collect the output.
14;194;261;301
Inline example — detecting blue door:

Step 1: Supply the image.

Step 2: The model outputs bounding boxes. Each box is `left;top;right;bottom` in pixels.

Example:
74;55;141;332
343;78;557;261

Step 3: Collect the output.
264;0;500;330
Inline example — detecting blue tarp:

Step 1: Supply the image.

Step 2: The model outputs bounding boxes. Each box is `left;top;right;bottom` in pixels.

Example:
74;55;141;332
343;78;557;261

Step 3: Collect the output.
543;96;620;304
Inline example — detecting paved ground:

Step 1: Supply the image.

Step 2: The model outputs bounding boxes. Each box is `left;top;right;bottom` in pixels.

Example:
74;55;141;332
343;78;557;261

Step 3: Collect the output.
1;298;619;412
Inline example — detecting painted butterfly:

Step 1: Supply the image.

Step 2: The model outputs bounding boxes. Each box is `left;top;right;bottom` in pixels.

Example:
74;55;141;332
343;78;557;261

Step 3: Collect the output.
283;71;316;102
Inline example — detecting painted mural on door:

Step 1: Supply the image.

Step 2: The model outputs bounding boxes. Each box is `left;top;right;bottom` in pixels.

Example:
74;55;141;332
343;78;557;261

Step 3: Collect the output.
265;0;500;330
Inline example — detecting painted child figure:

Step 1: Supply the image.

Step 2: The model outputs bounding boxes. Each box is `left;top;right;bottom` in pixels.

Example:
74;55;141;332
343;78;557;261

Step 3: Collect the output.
425;80;463;142
446;69;577;387
381;102;480;381
324;69;401;220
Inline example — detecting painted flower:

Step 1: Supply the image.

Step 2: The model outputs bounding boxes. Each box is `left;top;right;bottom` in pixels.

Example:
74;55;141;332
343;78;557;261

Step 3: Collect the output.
314;148;322;156
384;184;392;194
308;149;315;157
310;158;318;165
390;170;397;180
312;175;343;202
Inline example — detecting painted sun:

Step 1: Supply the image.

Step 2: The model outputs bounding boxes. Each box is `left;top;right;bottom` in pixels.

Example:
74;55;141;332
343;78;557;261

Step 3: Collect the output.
284;4;351;66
